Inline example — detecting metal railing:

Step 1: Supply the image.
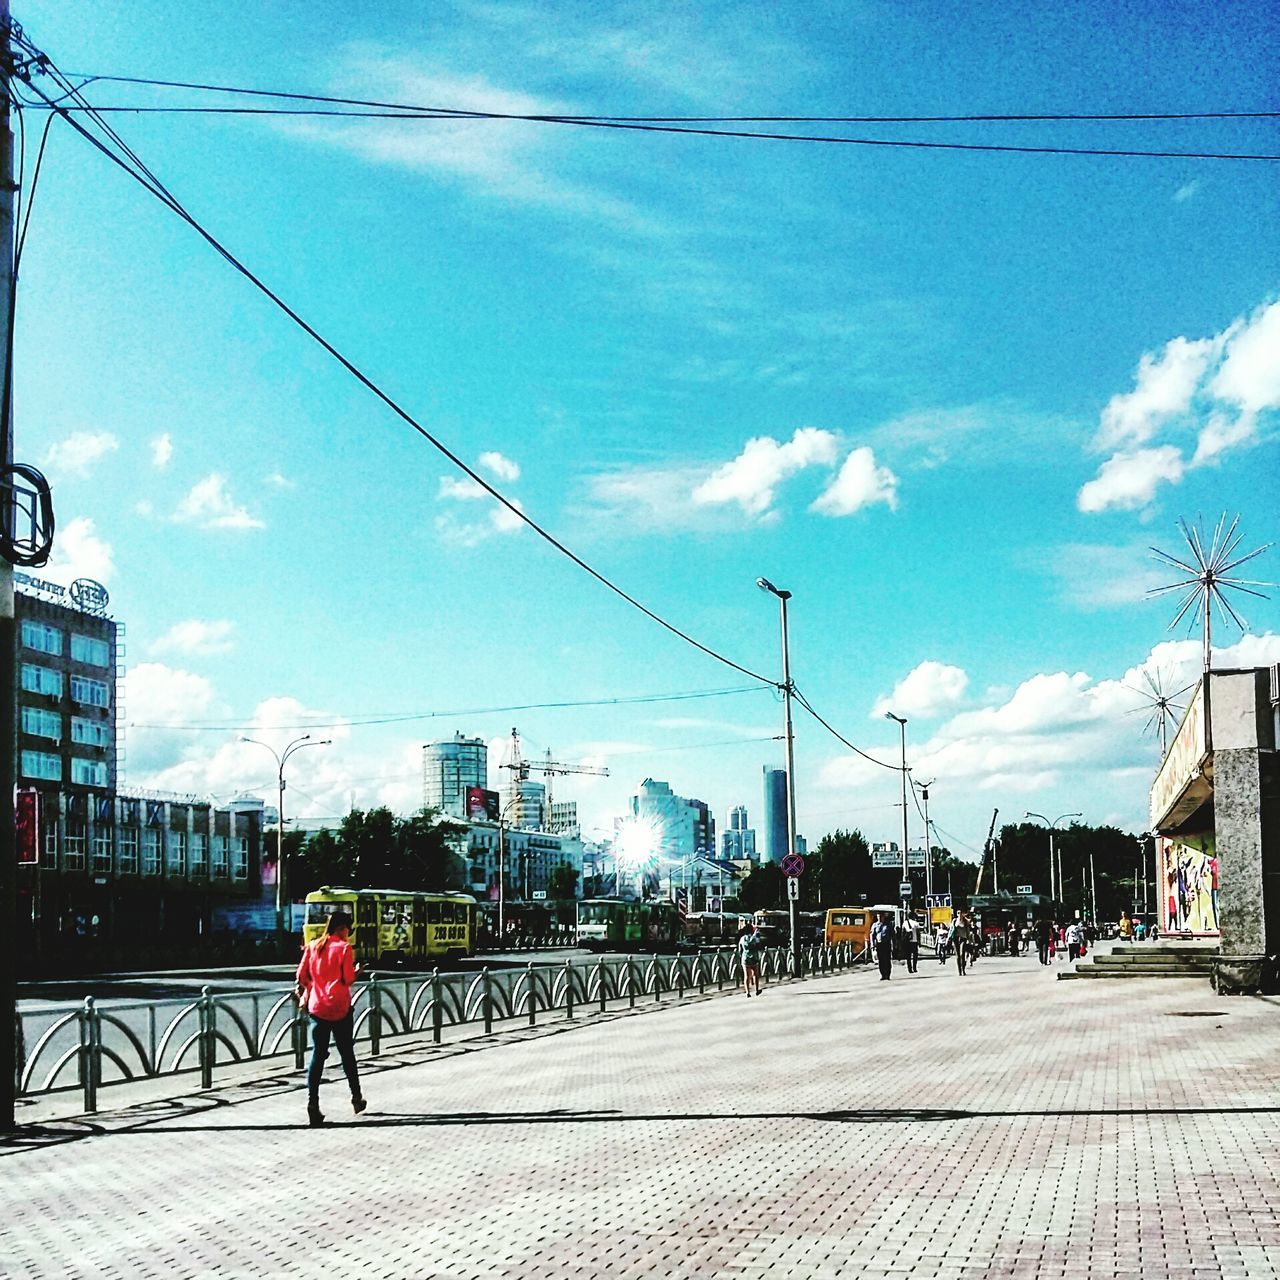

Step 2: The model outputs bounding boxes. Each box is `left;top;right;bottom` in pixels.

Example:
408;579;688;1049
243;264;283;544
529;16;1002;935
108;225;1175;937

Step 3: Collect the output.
18;942;865;1114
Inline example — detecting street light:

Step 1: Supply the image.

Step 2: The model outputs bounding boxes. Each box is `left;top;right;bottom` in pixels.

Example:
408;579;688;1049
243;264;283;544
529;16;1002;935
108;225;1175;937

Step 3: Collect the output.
240;734;332;938
1024;811;1081;907
757;577;799;977
884;712;909;903
496;792;522;940
914;777;935;900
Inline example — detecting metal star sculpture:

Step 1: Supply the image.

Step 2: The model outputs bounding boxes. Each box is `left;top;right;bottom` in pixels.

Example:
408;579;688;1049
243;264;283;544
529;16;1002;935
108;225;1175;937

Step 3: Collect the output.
1148;515;1274;673
1124;668;1194;757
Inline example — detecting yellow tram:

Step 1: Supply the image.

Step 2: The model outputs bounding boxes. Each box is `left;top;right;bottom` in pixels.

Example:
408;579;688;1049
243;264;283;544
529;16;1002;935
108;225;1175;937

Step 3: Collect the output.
302;887;477;966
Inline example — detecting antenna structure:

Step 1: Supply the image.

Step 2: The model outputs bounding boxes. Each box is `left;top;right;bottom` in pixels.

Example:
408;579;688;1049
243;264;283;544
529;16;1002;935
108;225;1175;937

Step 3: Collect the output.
1124;668;1194;757
1147;514;1274;673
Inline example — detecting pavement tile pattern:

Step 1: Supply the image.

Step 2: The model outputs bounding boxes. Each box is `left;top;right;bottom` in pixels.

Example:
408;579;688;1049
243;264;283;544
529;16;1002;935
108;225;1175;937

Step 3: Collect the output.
4;954;1280;1278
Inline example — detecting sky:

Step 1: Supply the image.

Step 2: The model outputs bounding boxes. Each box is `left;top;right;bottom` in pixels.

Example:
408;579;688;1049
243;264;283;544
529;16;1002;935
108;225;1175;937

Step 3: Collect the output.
16;0;1280;866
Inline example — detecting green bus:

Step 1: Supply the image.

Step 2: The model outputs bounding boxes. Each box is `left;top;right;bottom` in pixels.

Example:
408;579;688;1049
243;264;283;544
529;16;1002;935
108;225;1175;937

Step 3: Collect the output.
576;898;681;952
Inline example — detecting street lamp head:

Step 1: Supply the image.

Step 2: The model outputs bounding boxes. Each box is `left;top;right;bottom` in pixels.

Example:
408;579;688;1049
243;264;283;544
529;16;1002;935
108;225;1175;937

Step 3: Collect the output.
884;711;906;726
756;577;791;600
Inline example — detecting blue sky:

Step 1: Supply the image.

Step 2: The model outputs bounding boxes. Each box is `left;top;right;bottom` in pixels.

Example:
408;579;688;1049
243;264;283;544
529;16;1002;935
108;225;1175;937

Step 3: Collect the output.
20;0;1280;861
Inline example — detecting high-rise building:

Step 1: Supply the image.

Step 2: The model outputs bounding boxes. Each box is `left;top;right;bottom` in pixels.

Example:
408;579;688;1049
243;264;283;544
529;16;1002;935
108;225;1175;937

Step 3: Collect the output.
548;800;579;837
721;804;757;860
762;766;789;863
422;733;488;818
628;778;716;862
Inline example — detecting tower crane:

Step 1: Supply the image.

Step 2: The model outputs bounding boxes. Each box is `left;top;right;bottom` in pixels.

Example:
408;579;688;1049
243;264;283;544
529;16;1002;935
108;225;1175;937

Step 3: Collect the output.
499;727;609;826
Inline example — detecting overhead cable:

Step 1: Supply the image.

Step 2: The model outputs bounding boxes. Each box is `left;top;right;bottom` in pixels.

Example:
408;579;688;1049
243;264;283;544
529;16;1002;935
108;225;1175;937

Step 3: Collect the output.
15;45;776;688
791;686;899;771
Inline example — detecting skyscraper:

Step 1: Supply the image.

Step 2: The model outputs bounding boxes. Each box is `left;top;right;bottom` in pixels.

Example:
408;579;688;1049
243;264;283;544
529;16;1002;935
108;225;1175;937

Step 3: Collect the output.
422;733;487;818
762;767;788;863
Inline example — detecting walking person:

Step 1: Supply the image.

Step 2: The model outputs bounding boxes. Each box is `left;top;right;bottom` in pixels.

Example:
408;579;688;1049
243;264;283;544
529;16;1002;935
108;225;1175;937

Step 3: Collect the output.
871;912;895;981
903;912;921;973
296;911;367;1127
1034;917;1051;966
1066;919;1084;961
935;921;950;963
950;913;969;976
739;923;763;997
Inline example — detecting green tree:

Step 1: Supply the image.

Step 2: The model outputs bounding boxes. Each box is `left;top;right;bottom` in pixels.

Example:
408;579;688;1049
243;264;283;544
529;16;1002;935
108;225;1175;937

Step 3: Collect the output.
397;807;468;890
549;863;579;900
811;828;871;907
739;860;784;911
290;828;351;898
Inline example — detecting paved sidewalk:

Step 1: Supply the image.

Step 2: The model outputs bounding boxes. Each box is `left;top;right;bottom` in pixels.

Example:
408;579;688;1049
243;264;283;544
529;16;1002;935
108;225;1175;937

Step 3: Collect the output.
5;955;1280;1278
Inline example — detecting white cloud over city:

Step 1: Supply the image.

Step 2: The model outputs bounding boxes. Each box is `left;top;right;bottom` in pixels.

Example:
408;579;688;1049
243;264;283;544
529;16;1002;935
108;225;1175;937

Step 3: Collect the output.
149;620;237;657
43;431;118;478
173;474;264;531
1079;298;1280;514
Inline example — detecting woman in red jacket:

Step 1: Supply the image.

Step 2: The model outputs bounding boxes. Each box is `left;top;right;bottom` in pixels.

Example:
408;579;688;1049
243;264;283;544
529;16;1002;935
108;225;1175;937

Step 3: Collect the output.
296;911;367;1126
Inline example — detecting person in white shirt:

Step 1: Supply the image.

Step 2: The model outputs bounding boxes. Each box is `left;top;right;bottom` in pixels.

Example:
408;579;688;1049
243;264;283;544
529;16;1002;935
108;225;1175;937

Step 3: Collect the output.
1065;920;1085;961
902;914;922;973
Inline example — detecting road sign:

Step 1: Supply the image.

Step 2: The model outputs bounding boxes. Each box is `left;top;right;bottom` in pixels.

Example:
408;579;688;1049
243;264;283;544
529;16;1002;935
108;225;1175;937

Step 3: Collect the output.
781;853;805;877
925;893;952;908
899;880;913;898
532;891;547;900
787;876;800;901
1017;884;1033;895
872;849;927;869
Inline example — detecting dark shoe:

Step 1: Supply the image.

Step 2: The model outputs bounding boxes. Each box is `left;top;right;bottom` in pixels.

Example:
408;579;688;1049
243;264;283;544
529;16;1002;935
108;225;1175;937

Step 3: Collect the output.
308;1106;325;1127
352;1096;367;1115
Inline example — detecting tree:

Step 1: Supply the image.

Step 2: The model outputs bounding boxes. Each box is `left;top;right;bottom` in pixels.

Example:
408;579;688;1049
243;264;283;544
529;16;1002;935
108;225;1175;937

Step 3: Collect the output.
549;863;579;901
397;808;468;890
811;828;871;907
291;828;351;898
320;805;468;892
739;860;784;911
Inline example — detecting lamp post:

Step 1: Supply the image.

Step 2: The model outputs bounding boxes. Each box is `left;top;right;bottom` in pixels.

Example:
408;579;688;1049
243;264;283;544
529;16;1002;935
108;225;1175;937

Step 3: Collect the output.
884;713;910;903
240;734;332;938
757;577;799;977
915;777;935;900
1025;811;1081;909
496;793;521;940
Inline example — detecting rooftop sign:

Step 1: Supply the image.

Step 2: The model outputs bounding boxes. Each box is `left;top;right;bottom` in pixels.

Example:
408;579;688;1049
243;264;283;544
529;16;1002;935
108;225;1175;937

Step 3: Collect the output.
15;572;110;616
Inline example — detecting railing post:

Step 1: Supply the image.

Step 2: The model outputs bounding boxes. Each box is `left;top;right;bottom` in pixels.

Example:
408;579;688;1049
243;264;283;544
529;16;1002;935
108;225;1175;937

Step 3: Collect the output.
676;956;685;1000
293;987;308;1070
482;966;493;1035
697;954;705;996
369;973;382;1057
654;957;662;1004
431;968;443;1044
79;997;97;1115
597;959;607;1014
199;986;214;1091
717;947;725;991
527;962;537;1027
564;958;574;1021
627;956;636;1009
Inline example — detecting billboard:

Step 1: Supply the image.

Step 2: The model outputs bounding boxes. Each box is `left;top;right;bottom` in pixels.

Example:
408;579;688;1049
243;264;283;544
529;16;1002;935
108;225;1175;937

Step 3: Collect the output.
467;787;500;821
16;788;38;865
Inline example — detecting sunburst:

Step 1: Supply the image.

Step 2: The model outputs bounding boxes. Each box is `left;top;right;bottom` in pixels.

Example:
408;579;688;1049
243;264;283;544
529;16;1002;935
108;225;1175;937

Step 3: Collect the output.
1148;515;1274;673
1124;668;1195;758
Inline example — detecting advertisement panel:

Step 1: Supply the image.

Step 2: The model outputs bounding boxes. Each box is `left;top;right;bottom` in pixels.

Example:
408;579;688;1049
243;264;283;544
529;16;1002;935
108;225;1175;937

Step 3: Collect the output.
1150;681;1209;829
467;787;500;821
15;788;38;865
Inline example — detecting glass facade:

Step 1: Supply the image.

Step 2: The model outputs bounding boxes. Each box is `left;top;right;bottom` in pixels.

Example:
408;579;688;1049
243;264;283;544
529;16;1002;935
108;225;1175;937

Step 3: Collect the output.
21;664;63;696
70;675;110;707
21;750;61;781
21;707;61;740
21;620;62;655
71;633;111;666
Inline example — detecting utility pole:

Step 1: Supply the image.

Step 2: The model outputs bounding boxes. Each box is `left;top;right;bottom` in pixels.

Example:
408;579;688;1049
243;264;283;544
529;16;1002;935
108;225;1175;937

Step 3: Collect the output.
0;0;18;1132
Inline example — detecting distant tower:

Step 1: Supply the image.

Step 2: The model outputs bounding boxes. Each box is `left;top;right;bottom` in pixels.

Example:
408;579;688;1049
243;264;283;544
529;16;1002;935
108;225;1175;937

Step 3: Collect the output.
423;733;487;818
721;805;757;860
762;767;788;863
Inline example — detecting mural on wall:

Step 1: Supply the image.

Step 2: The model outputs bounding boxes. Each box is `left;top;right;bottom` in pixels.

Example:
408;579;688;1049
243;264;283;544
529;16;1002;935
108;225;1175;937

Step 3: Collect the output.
1162;836;1219;934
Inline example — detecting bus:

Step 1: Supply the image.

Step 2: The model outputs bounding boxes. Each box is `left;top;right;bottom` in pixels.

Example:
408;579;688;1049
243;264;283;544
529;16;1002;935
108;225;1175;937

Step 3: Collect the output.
302;887;477;966
823;904;915;954
752;909;791;946
576;898;681;952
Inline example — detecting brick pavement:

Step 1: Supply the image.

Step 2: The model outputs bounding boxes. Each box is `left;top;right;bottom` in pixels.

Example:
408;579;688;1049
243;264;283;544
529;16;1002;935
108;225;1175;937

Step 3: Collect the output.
5;954;1280;1278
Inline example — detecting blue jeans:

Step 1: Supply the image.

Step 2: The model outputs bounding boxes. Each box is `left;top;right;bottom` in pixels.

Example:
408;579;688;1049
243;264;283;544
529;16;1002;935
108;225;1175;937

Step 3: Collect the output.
307;1011;361;1108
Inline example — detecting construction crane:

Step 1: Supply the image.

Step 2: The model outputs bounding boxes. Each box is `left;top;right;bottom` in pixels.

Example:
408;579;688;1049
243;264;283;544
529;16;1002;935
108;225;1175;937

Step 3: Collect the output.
499;728;609;826
973;808;999;897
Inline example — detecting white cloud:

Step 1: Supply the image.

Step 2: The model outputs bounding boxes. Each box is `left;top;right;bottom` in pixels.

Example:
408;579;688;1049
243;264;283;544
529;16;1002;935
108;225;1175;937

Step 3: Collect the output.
128;662;218;727
479;451;520;482
438;476;486;501
1080;298;1280;514
873;662;969;719
265;470;295;489
577;463;729;535
43;515;115;586
1094;336;1221;452
811;446;898;516
151;433;173;468
1077;446;1184;513
149;620;236;657
693;427;838;518
1173;180;1201;203
173;474;264;530
43;431;118;477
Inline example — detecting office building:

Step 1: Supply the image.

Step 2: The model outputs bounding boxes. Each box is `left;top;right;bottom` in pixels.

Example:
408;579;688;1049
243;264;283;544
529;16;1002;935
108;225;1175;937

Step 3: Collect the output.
762;766;789;863
422;732;488;818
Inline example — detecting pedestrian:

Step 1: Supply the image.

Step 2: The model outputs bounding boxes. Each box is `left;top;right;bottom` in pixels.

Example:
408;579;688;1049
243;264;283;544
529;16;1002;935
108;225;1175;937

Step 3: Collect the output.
1034;917;1051;965
903;912;921;973
739;923;763;997
1149;921;1160;942
935;921;950;963
1066;919;1084;961
1135;919;1147;942
296;910;367;1127
1118;910;1134;942
950;913;969;976
871;911;895;981
1007;923;1019;957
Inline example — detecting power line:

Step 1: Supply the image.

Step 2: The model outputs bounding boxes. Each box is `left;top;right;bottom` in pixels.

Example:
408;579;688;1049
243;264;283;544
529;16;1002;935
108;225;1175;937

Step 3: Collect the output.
15;45;777;688
791;686;898;771
125;683;769;731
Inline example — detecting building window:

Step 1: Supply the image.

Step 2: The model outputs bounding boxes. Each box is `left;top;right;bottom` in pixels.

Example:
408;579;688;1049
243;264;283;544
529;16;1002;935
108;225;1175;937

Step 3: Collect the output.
21;664;63;697
21;707;62;740
64;823;86;870
168;829;187;876
142;829;162;876
71;758;109;787
71;717;111;747
21;620;63;656
20;751;61;782
233;837;249;880
212;834;229;877
71;634;110;667
191;831;208;876
119;827;139;875
42;816;58;870
70;676;110;708
92;827;113;874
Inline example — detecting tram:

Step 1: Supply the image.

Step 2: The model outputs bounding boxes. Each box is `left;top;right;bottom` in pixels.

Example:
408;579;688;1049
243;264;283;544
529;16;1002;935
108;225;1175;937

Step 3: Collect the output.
302;887;477;965
576;898;681;951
